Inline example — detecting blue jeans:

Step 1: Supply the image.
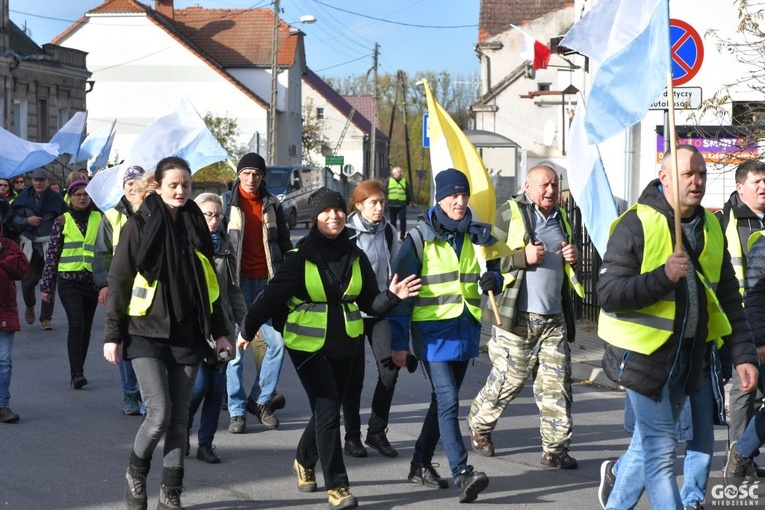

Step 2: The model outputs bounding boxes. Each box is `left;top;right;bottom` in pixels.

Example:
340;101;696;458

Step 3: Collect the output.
119;358;139;394
607;352;689;510
0;331;14;408
188;362;226;446
613;366;715;508
227;278;284;415
413;360;470;481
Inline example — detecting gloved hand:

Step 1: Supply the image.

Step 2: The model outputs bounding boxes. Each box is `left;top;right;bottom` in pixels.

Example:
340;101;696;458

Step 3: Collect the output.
479;271;500;294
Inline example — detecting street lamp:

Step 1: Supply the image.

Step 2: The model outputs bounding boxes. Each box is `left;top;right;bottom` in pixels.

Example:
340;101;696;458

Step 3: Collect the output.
268;2;316;165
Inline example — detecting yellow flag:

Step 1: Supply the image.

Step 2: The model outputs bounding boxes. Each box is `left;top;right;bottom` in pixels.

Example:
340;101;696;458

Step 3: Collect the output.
423;79;513;260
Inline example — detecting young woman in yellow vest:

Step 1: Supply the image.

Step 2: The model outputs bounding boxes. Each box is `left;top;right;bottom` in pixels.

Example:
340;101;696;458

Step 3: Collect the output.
237;187;421;510
103;157;232;510
40;179;101;389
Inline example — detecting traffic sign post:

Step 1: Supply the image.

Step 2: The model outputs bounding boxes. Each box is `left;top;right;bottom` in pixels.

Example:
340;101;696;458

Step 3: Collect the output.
325;155;344;166
670;19;704;86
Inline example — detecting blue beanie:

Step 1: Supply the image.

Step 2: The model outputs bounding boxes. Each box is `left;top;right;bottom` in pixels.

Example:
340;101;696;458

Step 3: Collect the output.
435;168;470;202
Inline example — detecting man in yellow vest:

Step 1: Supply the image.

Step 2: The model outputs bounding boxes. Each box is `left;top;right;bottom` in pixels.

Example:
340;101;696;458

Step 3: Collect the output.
94;165;146;416
388;168;501;503
467;164;583;469
597;145;758;509
717;160;765;469
387;166;413;241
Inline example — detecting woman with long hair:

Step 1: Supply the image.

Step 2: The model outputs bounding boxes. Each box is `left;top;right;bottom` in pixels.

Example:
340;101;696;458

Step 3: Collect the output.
104;157;232;509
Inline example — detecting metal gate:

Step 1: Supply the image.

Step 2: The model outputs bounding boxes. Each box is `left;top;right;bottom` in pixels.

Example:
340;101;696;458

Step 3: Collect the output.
563;197;602;323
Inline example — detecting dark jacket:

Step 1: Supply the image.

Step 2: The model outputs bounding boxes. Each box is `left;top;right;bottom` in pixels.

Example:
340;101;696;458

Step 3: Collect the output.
0;231;29;332
242;227;401;359
226;181;292;283
717;191;765;262
4;186;66;240
104;201;229;349
598;179;756;400
744;236;765;348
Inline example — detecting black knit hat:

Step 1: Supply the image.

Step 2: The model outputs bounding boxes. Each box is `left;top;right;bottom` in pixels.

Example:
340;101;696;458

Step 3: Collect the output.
435;168;470;202
236;152;267;176
308;187;347;221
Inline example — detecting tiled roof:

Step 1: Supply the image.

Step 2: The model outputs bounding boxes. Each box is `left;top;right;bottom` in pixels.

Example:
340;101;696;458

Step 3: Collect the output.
87;0;148;15
303;68;387;141
173;7;298;67
479;0;572;41
9;21;42;57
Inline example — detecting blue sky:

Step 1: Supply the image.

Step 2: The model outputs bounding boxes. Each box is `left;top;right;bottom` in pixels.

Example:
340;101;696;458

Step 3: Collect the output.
9;0;480;79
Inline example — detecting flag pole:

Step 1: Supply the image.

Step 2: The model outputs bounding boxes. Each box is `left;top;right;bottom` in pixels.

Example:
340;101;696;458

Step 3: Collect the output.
72;111;88;171
664;4;682;252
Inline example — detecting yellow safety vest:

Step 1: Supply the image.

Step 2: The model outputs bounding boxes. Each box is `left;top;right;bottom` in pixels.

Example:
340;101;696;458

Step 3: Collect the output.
412;234;482;322
598;205;730;355
504;199;585;298
127;249;219;316
387;177;407;202
58;211;100;272
104;208;127;252
283;258;364;352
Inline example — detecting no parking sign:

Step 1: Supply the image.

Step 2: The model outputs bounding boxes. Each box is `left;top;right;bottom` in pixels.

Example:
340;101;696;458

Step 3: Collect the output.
670;19;704;86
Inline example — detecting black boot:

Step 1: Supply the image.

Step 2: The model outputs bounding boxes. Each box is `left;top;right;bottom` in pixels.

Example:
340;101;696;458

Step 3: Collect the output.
125;453;150;510
157;467;184;509
71;367;87;389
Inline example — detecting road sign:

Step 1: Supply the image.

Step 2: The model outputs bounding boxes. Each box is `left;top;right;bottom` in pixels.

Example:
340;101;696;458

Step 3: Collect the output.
422;114;430;148
670;19;704;86
649;86;702;110
325;155;344;166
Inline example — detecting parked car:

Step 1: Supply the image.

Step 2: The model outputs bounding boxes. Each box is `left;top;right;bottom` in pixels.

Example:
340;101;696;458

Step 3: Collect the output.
276;166;348;229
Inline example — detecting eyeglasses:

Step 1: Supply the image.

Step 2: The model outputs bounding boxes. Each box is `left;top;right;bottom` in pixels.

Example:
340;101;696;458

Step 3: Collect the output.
203;212;224;220
0;183;8;188
70;192;89;198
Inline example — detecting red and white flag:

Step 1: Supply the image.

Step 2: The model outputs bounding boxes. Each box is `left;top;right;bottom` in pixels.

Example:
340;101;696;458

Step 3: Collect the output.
513;25;551;69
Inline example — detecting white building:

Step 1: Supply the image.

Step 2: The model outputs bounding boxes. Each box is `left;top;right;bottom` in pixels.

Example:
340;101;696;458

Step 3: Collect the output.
473;0;763;210
302;68;388;179
53;0;306;166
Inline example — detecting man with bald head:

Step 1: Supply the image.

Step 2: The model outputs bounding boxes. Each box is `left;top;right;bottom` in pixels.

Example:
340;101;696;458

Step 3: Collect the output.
596;145;758;508
467;164;584;469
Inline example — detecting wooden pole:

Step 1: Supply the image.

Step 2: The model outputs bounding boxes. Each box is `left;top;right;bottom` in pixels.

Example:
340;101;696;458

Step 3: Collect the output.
667;74;681;251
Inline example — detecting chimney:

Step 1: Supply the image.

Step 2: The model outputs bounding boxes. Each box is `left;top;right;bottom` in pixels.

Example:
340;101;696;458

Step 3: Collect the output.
155;0;174;19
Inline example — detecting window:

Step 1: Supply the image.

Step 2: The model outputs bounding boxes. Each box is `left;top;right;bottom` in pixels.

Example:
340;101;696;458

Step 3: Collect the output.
57;108;69;130
38;100;49;141
316;107;324;120
732;101;765;126
12;101;28;139
538;83;552;92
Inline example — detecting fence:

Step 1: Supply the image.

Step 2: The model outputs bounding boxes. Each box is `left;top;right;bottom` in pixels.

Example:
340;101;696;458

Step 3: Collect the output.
562;197;602;323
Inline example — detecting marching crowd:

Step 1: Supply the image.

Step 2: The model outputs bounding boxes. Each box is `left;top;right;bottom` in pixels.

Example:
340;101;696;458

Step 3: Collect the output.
3;147;765;510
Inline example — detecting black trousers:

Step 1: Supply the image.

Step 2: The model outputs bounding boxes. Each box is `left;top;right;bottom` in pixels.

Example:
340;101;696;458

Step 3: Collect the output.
57;278;98;374
289;348;354;490
21;249;55;321
389;205;407;239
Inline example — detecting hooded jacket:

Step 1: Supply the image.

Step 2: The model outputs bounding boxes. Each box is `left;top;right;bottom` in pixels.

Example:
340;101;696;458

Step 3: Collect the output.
598;179;756;399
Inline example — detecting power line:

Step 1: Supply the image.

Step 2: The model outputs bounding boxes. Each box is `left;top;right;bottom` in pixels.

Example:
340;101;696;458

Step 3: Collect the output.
310;0;477;29
314;53;372;73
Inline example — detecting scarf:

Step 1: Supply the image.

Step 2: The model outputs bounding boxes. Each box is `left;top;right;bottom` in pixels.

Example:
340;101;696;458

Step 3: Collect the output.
358;215;380;235
134;193;213;322
307;226;352;284
211;229;223;253
431;206;496;246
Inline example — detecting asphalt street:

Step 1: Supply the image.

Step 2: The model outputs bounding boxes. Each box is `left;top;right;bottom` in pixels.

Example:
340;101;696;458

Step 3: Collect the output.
0;210;713;509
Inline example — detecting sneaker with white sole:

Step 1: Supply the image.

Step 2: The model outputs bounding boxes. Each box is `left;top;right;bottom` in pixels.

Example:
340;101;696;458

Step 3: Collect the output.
598;459;616;509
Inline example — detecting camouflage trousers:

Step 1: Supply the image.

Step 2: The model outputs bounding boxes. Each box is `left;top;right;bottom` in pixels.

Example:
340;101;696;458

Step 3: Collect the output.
467;312;573;453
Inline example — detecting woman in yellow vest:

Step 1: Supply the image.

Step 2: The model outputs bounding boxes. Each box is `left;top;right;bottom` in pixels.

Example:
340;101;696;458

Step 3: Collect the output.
238;187;421;510
40;179;101;389
103;157;232;510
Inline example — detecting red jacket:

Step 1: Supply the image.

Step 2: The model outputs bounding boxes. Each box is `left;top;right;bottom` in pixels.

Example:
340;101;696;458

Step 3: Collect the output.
0;237;29;332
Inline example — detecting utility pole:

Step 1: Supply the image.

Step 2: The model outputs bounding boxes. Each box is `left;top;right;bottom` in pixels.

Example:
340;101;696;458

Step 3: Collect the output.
268;0;280;165
370;42;379;179
400;71;414;187
386;70;401;166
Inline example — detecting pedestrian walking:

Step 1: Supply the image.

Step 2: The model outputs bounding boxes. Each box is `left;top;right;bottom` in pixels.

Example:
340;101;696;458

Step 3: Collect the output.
40;180;101;388
238;187;421;509
104;157;232;510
